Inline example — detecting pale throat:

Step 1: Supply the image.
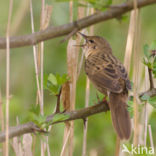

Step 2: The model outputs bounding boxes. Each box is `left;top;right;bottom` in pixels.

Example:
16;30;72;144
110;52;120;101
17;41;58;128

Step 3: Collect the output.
83;46;94;58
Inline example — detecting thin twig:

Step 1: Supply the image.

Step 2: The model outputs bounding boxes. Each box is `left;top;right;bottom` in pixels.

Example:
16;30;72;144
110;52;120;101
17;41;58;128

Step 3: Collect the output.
55;87;62;113
148;68;154;89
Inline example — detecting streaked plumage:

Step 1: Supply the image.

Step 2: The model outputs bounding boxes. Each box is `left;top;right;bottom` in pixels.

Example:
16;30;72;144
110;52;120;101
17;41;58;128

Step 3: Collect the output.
79;33;131;140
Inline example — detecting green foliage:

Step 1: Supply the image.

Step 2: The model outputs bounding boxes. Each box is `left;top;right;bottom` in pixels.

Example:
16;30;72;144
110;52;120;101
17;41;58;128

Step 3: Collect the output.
54;0;113;11
27;105;47;129
81;0;113;11
142;40;156;109
143;41;156;76
27;104;70;130
140;94;156;108
128;96;144;118
127;100;134;118
52;113;70;123
44;73;69;95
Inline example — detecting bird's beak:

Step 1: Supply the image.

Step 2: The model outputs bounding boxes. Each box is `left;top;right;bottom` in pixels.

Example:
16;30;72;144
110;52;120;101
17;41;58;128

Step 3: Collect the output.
73;32;88;47
78;32;88;40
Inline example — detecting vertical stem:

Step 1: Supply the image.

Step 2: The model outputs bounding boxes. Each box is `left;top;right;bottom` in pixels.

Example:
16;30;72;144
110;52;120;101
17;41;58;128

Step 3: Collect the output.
143;102;148;146
124;11;135;73
5;0;13;155
29;0;42;105
82;78;90;156
148;125;154;149
133;7;139;146
82;7;94;156
143;66;149;146
148;68;154;89
60;129;71;156
40;1;45;156
0;91;5;156
115;136;120;156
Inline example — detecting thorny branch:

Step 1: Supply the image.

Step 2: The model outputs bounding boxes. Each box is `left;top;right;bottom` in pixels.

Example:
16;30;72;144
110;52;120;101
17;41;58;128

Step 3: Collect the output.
0;0;156;49
0;100;109;143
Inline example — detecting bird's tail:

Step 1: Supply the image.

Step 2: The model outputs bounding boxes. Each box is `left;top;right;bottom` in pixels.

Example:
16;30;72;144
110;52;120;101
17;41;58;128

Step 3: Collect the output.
109;92;131;140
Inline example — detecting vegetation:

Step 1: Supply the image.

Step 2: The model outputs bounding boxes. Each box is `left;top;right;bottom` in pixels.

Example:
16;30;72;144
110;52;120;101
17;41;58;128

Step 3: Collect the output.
0;0;156;155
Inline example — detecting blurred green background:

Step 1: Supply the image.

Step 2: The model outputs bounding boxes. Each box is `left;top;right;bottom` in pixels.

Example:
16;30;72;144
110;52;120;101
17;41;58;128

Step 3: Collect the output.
0;0;156;155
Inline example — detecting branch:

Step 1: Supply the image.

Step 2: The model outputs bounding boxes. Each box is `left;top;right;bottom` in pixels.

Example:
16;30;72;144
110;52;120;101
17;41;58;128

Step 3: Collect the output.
0;101;109;143
0;0;156;49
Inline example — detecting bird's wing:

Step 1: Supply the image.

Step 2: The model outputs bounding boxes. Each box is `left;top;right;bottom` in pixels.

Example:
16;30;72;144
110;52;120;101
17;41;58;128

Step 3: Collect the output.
85;53;128;93
115;60;131;90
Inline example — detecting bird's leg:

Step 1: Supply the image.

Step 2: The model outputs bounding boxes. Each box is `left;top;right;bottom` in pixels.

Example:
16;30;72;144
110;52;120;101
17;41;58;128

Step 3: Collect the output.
102;94;108;102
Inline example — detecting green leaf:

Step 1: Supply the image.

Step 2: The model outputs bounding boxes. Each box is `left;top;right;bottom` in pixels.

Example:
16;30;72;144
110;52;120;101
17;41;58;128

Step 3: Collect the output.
148;96;156;108
142;57;152;69
43;74;49;89
55;73;69;85
143;44;150;59
29;104;40;115
48;74;57;85
150;40;156;50
52;113;70;123
140;94;150;101
127;100;133;118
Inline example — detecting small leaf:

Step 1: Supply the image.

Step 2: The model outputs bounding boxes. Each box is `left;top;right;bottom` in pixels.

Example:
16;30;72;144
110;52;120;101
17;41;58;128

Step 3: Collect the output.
52;113;70;123
48;74;57;86
127;100;133;118
43;74;49;89
150;40;156;50
140;94;150;101
143;44;150;59
29;104;40;115
148;96;156;108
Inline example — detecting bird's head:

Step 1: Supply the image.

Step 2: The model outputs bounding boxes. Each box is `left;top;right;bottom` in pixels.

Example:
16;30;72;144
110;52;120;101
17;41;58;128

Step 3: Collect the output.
76;32;112;58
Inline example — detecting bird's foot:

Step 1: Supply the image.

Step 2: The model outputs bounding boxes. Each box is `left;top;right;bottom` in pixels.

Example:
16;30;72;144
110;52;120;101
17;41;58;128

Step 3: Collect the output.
102;95;108;102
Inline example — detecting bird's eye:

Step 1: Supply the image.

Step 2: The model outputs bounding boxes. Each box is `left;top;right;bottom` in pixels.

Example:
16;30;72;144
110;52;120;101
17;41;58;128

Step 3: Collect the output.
89;40;94;43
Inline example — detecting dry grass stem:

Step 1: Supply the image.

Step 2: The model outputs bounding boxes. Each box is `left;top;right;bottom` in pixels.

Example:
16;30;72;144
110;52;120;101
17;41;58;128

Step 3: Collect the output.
143;67;149;146
23;134;33;156
5;0;13;155
124;11;136;73
0;91;5;155
39;2;52;156
61;2;80;155
82;7;94;156
61;2;73;155
115;136;120;156
60;129;71;156
30;0;42;105
148;125;154;149
67;37;78;156
12;137;23;156
133;8;140;146
40;1;45;155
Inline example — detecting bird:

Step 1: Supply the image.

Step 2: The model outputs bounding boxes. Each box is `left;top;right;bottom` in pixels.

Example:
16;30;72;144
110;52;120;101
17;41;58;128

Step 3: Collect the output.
78;32;131;140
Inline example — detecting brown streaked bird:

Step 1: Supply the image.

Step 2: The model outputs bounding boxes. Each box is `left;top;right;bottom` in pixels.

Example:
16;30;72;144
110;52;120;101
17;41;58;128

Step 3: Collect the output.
78;32;131;140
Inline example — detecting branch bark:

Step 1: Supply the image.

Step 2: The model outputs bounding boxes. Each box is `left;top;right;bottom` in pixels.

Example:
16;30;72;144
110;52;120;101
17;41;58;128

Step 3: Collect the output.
0;88;155;143
0;0;156;49
0;101;109;143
